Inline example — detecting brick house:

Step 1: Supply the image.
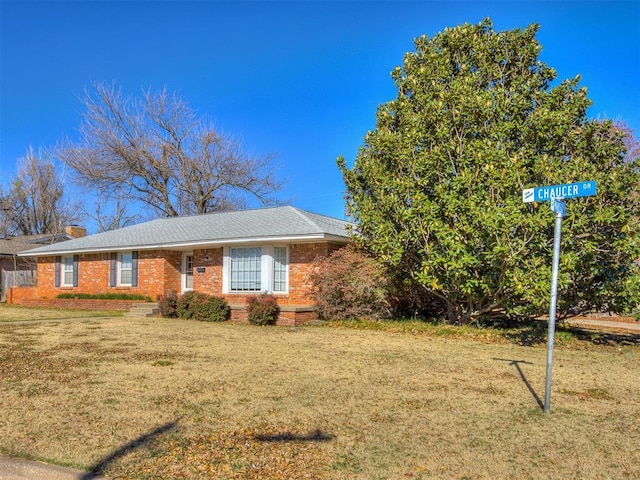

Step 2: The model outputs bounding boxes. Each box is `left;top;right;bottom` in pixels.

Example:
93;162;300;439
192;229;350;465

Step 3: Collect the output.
10;207;352;325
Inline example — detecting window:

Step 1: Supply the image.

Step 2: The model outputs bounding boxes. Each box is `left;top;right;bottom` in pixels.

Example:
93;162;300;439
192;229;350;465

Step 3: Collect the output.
183;253;194;292
223;245;288;293
119;253;133;285
230;247;262;292
273;247;288;292
55;255;78;287
110;251;138;287
62;256;74;286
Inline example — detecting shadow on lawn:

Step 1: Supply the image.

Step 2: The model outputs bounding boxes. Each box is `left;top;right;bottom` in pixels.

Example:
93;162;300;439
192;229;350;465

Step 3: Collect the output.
491;318;640;347
254;429;334;443
568;327;640;346
493;358;544;410
81;421;177;479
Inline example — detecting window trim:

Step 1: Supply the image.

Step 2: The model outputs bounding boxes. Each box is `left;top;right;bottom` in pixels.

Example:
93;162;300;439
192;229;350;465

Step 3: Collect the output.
61;256;75;287
222;245;289;294
182;252;194;293
272;246;289;293
55;255;78;288
110;251;138;288
118;252;133;286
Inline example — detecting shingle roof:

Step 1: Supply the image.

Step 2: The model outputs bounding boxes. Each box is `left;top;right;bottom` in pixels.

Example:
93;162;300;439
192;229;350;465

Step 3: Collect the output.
0;239;34;256
21;207;354;256
0;233;73;256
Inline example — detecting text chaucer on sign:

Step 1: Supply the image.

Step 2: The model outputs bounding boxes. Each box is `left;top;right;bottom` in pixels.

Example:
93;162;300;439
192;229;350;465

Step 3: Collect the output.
522;181;596;203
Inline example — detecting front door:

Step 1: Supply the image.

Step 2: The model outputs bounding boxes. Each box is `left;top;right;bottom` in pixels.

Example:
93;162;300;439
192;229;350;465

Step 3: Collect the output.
182;253;194;293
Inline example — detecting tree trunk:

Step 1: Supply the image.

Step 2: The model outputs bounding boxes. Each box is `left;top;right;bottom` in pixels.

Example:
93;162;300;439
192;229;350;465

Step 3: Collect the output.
446;302;475;325
446;302;460;325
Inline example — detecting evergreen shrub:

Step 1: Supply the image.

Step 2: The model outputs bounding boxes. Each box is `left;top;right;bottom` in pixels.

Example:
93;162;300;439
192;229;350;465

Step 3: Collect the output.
196;295;231;322
176;291;208;319
174;291;230;322
56;292;153;301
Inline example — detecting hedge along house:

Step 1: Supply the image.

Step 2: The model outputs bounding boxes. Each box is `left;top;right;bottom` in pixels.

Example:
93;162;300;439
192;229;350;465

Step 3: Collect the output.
10;207;353;325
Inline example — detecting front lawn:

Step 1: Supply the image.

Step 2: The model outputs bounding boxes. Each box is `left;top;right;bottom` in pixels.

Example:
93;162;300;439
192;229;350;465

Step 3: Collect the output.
0;317;638;479
0;303;124;322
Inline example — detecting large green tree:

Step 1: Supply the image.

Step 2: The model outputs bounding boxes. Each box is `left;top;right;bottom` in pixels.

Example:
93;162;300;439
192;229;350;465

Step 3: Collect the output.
339;19;639;324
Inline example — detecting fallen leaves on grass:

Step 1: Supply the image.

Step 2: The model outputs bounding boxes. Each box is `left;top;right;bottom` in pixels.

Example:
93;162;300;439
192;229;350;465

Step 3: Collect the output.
106;424;334;480
0;344;89;388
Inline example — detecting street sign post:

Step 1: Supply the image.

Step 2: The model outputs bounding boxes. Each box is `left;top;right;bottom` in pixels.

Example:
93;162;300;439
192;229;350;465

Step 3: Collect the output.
523;180;597;414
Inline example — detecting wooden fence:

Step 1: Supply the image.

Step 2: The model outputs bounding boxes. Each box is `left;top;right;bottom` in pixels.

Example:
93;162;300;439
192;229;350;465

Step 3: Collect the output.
1;270;36;302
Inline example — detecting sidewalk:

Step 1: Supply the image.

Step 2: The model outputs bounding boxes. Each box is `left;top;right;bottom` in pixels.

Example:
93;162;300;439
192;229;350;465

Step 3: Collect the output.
0;454;108;480
566;317;640;333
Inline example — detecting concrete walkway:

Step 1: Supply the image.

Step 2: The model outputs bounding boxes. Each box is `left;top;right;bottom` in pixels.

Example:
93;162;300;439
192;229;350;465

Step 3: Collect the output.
0;454;108;480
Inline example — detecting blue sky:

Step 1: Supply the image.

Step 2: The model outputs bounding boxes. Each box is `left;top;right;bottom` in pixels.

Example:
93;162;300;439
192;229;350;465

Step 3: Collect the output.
1;0;639;227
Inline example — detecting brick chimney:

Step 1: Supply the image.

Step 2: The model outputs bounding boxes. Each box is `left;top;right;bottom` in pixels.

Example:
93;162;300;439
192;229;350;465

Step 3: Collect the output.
65;225;87;238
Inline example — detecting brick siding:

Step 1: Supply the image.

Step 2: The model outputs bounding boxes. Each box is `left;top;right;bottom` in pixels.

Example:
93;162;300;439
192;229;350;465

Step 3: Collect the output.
6;285;39;304
188;242;344;309
16;297;145;311
8;241;346;325
229;304;317;326
192;248;224;295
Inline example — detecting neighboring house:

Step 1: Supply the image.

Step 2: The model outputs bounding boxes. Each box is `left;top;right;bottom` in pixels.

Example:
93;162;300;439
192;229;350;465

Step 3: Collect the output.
1;228;86;301
11;207;353;324
0;237;35;302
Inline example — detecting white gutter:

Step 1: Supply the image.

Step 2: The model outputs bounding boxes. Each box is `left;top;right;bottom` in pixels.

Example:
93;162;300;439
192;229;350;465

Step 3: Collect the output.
19;233;351;257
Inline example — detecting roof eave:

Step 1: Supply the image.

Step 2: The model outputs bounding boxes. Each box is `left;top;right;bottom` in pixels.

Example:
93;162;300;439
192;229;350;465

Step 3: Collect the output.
19;233;351;257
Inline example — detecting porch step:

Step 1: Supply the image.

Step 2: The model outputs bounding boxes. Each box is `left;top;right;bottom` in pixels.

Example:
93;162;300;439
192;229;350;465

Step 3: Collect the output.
125;302;160;317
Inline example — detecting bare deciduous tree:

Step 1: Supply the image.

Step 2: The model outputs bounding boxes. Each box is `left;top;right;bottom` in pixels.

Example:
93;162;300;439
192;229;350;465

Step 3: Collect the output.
83;197;143;233
0;148;77;236
614;120;640;163
56;82;283;218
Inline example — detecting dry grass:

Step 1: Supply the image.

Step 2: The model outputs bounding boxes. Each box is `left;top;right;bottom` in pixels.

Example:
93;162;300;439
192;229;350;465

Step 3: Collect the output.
0;311;639;479
0;304;123;322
